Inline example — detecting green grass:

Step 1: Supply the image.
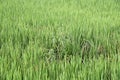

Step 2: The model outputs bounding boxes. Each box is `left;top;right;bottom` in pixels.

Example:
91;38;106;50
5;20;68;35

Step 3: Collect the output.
0;0;120;80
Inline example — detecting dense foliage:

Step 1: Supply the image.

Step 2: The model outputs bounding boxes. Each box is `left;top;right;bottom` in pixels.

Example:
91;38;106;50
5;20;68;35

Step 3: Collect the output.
0;0;120;80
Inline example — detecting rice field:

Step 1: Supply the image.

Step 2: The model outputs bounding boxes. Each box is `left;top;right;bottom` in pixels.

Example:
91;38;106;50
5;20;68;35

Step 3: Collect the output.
0;0;120;80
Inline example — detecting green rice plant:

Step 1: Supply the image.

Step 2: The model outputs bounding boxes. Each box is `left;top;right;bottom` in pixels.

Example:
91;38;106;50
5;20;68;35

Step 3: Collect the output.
0;0;120;80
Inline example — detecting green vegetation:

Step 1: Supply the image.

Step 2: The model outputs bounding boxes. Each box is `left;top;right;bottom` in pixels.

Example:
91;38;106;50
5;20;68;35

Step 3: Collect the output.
0;0;120;80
